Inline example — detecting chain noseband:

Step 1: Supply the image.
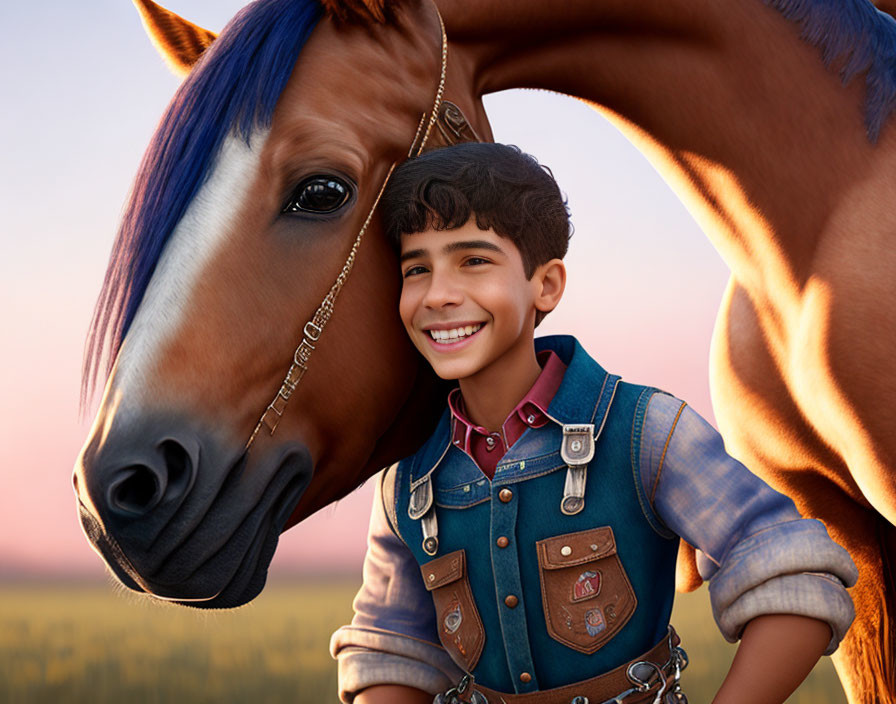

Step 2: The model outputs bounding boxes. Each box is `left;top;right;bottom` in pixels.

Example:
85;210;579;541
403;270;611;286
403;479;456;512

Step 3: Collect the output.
245;8;448;451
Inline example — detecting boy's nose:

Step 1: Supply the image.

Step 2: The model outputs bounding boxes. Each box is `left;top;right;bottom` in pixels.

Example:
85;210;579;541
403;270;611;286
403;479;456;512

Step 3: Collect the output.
422;272;463;308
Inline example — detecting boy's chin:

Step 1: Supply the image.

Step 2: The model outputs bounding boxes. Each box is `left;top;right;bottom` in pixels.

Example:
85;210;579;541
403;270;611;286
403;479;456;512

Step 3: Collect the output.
419;353;470;382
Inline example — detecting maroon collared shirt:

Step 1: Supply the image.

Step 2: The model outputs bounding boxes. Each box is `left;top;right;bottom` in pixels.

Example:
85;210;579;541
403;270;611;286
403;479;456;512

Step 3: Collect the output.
448;350;567;479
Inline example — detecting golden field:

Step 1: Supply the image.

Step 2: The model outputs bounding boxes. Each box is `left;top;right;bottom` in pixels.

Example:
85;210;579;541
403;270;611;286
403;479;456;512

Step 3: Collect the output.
0;579;845;703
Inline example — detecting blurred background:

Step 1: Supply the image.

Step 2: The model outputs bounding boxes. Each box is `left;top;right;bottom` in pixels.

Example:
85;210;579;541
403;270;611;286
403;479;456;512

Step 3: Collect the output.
0;1;844;702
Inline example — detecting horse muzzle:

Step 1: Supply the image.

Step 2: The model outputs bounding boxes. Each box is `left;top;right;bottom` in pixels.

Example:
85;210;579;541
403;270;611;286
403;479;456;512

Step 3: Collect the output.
73;413;313;608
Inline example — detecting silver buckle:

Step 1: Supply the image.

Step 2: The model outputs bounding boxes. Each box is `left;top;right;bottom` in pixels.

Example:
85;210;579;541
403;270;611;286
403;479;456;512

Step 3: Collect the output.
434;674;485;704
597;628;688;704
560;424;594;515
421;509;439;556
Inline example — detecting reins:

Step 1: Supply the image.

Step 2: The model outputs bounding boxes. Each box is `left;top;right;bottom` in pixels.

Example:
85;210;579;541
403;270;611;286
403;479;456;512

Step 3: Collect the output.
245;6;448;451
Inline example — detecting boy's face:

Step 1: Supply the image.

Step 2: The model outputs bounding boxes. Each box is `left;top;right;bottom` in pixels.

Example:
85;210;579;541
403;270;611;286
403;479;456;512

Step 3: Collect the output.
398;221;540;381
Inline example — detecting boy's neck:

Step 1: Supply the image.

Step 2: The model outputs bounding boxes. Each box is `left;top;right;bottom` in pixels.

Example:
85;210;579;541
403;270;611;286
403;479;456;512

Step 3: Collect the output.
457;338;542;433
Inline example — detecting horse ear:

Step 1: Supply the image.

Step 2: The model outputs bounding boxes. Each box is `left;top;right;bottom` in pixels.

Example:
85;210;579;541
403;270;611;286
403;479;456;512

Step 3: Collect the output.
133;0;218;77
320;0;404;24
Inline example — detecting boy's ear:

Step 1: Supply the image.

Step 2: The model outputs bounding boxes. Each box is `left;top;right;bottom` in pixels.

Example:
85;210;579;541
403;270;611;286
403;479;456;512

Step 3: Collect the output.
533;258;566;315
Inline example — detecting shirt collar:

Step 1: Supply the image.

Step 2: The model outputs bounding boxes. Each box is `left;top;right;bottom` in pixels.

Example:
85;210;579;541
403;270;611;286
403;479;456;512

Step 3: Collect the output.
408;335;616;486
448;350;566;458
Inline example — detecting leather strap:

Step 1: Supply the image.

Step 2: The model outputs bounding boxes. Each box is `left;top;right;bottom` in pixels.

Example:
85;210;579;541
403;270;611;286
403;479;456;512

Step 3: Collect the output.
466;628;680;704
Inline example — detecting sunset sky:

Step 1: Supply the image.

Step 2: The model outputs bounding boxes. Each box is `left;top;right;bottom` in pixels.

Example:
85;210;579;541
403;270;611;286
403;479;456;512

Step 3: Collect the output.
0;1;728;579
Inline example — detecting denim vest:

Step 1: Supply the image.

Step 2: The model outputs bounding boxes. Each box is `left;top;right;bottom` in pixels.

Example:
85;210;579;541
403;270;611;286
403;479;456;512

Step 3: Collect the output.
389;336;680;693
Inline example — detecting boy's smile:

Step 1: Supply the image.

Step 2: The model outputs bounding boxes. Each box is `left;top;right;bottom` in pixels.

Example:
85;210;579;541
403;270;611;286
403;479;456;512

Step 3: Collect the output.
399;221;543;386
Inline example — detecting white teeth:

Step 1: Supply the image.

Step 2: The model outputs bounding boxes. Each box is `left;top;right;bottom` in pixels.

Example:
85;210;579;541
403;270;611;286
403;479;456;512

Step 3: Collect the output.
428;323;482;343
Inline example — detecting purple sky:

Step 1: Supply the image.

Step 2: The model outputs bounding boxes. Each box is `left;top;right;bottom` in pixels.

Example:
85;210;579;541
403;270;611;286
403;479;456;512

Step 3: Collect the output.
0;1;728;578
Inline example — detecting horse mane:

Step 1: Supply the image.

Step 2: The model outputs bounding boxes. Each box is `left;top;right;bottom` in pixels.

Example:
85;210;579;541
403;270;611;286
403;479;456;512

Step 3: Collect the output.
319;0;399;24
766;0;896;141
82;0;324;408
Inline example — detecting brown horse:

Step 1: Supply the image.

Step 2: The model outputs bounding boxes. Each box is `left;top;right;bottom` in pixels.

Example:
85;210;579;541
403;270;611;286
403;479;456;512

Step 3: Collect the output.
74;1;896;701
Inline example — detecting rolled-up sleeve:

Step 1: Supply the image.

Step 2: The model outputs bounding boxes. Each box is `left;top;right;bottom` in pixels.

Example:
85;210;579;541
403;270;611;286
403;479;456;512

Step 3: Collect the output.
641;394;858;654
330;469;465;702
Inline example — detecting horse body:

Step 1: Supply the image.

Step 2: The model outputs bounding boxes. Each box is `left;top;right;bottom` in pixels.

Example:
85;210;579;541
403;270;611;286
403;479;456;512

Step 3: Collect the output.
454;3;896;698
441;4;896;695
75;0;896;700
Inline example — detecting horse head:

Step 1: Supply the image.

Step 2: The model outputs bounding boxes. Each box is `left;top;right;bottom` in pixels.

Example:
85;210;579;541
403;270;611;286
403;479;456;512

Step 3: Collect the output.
73;0;490;608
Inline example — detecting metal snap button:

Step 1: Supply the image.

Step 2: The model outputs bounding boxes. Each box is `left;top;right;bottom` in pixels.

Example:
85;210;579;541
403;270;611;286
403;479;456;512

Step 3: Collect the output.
560;545;572;556
485;436;496;446
526;414;536;424
570;439;583;452
499;488;513;503
496;536;509;548
504;594;518;608
519;672;532;684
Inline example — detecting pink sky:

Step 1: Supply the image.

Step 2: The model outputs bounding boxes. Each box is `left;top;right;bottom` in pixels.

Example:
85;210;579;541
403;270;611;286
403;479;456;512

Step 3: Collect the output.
0;2;728;579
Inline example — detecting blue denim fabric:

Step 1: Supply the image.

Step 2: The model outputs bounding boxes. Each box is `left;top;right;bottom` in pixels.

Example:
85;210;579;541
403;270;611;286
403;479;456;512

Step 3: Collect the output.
640;393;857;648
332;472;466;700
330;336;857;702
390;348;679;693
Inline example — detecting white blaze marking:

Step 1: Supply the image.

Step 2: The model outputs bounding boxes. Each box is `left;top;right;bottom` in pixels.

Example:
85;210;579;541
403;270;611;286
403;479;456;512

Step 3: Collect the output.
110;130;268;416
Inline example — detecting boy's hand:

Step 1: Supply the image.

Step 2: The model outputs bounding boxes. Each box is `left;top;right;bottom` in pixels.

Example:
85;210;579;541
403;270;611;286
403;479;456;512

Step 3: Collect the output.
356;685;434;704
712;613;832;704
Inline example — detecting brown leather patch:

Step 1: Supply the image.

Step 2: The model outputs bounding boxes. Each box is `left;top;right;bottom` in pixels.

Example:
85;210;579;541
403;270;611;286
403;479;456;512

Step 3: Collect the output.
421;550;466;590
539;526;616;568
420;550;485;671
537;527;637;654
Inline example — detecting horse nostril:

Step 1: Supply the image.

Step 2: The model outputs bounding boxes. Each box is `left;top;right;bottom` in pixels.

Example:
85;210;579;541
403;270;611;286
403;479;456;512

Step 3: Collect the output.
160;439;191;496
109;466;162;516
104;438;196;518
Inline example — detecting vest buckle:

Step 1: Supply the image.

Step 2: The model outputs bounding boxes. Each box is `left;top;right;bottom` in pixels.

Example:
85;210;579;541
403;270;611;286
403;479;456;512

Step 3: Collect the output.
421;508;439;556
560;424;595;516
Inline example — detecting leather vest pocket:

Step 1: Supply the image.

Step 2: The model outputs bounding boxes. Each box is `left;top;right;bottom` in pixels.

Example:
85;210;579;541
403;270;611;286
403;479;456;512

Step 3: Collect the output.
421;549;485;671
536;526;637;654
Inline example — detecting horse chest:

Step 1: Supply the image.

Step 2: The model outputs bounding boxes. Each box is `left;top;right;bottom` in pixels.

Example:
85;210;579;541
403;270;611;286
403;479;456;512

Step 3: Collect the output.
708;276;869;511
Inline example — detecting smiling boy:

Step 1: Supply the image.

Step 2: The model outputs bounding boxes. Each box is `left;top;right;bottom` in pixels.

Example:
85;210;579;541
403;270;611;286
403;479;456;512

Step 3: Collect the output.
399;218;563;440
330;143;857;704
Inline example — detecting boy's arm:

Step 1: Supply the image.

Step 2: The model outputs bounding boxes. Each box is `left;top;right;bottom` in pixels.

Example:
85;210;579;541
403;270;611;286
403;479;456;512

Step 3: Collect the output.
641;395;857;655
711;613;831;704
330;467;465;703
639;394;857;701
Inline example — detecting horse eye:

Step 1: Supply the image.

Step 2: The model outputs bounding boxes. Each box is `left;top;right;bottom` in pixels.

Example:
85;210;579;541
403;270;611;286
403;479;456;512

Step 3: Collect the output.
283;176;352;214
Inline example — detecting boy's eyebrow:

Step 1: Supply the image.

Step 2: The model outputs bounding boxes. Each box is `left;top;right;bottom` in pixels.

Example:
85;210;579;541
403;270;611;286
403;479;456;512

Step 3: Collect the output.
399;240;505;263
443;240;505;256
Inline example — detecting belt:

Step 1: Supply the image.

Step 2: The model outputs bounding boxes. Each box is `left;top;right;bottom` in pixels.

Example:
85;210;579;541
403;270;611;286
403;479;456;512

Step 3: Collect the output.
437;627;687;704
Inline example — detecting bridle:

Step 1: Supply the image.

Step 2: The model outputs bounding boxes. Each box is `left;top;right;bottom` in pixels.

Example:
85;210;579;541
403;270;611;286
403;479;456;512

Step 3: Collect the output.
245;7;449;451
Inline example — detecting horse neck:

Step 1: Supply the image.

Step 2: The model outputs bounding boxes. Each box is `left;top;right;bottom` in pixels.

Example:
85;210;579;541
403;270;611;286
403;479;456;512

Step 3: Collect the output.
440;0;889;312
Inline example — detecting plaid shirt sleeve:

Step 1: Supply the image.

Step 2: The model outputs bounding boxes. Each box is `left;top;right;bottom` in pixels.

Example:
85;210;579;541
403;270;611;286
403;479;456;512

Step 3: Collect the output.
329;468;465;702
640;393;858;654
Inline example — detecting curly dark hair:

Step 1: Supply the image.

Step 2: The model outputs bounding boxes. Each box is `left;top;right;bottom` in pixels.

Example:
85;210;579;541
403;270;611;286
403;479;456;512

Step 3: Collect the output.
381;143;571;278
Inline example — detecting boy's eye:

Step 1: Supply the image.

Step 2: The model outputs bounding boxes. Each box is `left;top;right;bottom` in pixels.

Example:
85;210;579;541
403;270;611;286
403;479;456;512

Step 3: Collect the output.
464;257;489;266
403;265;428;278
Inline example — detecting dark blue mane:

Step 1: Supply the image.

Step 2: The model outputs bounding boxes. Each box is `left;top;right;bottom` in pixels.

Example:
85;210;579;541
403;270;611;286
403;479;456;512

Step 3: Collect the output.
83;0;322;402
766;0;896;141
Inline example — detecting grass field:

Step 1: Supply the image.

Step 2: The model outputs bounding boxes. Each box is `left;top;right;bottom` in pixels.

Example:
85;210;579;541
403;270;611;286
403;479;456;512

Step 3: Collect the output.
0;579;845;703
